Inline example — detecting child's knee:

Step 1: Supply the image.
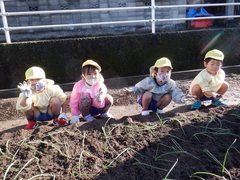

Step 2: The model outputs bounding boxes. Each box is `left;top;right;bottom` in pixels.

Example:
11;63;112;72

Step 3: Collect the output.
166;94;172;101
218;82;229;95
80;95;92;106
105;94;113;105
162;94;172;103
191;84;201;94
223;82;229;89
49;97;61;106
143;91;153;99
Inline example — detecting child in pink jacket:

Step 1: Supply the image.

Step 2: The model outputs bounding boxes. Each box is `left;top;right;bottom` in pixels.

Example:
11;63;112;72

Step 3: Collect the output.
70;60;113;123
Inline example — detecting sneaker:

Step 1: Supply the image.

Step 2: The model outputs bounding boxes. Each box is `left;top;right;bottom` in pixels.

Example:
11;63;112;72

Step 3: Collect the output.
53;118;68;126
83;114;96;122
25;121;38;130
212;99;227;106
157;108;165;114
191;100;202;110
101;112;113;118
141;110;150;116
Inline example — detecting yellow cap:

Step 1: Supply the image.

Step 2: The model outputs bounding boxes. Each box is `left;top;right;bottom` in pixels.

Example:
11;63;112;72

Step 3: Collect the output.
25;66;46;80
149;57;172;77
204;49;224;61
82;60;101;72
154;57;173;69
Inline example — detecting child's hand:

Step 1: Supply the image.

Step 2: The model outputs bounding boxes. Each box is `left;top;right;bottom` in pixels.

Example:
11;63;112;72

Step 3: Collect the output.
181;94;196;102
121;87;134;96
213;93;222;99
95;89;104;101
17;81;32;98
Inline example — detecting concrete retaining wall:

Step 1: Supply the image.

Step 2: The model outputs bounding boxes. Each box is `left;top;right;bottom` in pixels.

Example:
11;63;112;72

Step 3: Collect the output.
0;28;239;91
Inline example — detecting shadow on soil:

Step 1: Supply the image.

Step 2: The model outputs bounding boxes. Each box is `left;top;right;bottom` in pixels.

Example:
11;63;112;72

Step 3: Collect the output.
91;106;240;179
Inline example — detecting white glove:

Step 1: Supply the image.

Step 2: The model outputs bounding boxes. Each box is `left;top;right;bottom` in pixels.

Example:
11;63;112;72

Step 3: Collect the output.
70;116;80;124
95;91;104;101
17;81;32;98
58;112;69;123
181;94;196;103
121;87;134;96
213;93;222;100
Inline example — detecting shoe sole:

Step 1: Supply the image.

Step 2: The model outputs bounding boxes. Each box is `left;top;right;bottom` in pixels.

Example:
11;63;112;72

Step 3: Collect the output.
211;103;227;106
191;106;201;110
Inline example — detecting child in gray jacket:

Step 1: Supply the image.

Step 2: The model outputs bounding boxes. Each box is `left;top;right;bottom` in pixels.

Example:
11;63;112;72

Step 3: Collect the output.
125;57;194;116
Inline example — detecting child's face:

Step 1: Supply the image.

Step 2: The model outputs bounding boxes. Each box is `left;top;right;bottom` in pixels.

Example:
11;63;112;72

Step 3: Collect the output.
27;78;45;91
204;59;222;75
83;68;100;86
28;78;41;84
155;67;171;85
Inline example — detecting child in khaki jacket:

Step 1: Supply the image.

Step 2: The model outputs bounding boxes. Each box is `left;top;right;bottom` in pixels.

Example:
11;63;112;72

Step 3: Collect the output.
16;66;68;130
190;49;228;110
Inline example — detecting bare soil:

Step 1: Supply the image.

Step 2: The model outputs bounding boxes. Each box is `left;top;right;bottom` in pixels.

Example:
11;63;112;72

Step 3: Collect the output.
0;73;240;180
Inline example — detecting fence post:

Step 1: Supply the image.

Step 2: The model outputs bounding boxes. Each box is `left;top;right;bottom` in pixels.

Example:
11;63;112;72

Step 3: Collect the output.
0;0;11;43
226;0;234;20
151;0;155;33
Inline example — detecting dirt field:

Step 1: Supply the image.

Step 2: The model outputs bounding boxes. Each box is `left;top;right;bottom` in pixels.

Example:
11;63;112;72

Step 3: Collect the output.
0;73;240;179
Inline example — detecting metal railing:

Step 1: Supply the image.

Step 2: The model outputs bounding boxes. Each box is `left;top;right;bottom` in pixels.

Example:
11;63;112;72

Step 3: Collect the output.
1;0;240;43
